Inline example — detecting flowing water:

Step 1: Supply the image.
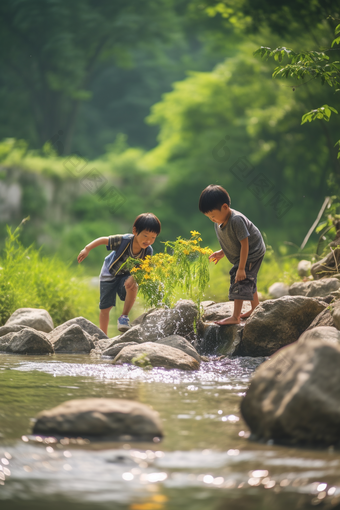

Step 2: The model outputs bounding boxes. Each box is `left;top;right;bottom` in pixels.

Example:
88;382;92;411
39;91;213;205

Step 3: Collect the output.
1;353;340;509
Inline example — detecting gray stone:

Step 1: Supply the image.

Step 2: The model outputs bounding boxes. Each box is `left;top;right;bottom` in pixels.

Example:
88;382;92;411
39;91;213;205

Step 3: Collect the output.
234;296;326;357
241;326;340;446
201;301;251;322
6;308;54;333
103;342;139;358
0;324;26;337
50;324;95;353
306;307;335;330
297;260;312;277
289;278;340;298
116;299;198;345
268;282;289;299
195;321;244;356
154;335;201;362
111;326;144;344
33;398;163;440
49;317;107;341
113;342;200;371
0;327;53;354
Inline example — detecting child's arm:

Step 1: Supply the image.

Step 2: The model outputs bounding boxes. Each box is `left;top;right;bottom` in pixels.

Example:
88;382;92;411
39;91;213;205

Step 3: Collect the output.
209;249;225;264
77;237;109;263
235;237;249;282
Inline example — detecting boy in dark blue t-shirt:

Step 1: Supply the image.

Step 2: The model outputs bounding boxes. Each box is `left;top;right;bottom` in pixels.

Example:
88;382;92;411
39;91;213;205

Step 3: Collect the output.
78;213;161;334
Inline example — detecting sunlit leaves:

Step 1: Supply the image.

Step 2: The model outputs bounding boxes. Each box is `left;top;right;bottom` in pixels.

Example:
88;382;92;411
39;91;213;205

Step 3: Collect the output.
301;105;338;124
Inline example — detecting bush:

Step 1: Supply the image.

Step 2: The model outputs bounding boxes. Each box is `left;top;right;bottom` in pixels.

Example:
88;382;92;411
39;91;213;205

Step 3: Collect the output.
0;219;98;326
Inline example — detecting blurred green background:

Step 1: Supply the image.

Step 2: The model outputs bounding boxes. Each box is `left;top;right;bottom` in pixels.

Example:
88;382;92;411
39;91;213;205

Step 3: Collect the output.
0;0;339;330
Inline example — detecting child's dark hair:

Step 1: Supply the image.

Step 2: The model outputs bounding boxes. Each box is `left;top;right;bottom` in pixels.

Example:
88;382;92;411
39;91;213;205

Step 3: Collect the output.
198;185;231;213
133;213;161;235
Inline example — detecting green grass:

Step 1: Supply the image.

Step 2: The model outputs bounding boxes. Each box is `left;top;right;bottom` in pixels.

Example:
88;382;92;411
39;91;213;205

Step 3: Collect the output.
0;219;98;327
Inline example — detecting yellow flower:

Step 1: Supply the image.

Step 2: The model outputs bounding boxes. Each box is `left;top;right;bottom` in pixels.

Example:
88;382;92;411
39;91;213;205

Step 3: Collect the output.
190;230;200;236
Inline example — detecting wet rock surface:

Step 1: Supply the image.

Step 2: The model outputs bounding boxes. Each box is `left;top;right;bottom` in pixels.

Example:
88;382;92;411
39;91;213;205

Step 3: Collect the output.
0;327;53;354
234;296;326;357
103;341;139;358
241;326;340;446
154;335;201;362
5;308;54;333
50;324;95;353
113;342;200;371
195;321;244;356
33;398;163;440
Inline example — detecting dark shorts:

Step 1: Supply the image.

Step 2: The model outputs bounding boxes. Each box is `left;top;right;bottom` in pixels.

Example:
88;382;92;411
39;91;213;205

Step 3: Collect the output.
229;255;264;301
99;275;129;309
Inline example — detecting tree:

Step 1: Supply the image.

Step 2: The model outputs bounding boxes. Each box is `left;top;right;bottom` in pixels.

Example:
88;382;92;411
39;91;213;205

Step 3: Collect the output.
254;20;340;188
0;0;180;153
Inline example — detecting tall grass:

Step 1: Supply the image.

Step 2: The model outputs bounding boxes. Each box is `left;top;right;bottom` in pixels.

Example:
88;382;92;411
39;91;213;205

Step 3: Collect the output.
0;219;98;326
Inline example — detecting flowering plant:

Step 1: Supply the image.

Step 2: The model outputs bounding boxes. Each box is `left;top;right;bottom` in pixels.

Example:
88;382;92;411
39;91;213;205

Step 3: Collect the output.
123;231;212;308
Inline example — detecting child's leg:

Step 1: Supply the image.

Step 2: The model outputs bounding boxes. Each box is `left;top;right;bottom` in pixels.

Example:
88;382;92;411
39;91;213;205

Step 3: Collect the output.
240;291;260;318
100;307;112;335
122;279;138;316
214;299;243;325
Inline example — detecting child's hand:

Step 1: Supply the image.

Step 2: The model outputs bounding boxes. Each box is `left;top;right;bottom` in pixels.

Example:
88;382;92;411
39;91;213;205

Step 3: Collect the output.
77;247;89;263
235;268;246;282
125;275;138;291
209;250;224;265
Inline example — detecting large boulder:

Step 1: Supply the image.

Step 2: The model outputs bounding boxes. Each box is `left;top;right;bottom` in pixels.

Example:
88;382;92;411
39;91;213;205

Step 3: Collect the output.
49;317;107;341
154;335;201;362
0;327;53;354
113;342;200;371
33;398;163;441
234;296;326;357
268;282;289;299
289;278;340;298
195;321;244;356
115;299;198;345
50;324;95;353
241;326;340;446
102;341;139;358
5;308;54;333
201;301;251;322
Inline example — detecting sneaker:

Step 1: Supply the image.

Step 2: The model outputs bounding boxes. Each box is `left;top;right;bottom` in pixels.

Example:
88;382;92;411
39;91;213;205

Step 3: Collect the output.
117;315;131;332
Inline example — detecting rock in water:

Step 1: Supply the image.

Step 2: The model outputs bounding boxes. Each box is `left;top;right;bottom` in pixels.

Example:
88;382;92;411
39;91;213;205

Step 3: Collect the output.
33;398;163;440
154;335;201;362
234;296;326;357
50;324;95;353
1;327;53;354
241;326;340;446
113;342;200;370
5;308;54;333
49;317;107;341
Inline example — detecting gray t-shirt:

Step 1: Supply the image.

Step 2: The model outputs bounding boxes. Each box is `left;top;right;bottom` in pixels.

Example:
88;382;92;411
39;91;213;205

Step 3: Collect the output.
214;209;266;265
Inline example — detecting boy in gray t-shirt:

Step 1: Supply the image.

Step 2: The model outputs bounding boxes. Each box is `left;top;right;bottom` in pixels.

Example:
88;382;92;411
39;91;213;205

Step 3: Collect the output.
199;185;266;325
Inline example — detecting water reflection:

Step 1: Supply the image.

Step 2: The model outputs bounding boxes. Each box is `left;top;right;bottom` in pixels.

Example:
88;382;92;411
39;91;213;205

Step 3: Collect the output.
1;353;340;509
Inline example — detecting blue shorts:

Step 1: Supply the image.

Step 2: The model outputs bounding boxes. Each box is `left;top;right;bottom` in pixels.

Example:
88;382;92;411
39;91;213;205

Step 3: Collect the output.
99;275;129;309
228;255;264;301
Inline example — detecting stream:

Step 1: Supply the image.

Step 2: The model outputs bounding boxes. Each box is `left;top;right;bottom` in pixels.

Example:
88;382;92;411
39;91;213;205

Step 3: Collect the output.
1;353;340;509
